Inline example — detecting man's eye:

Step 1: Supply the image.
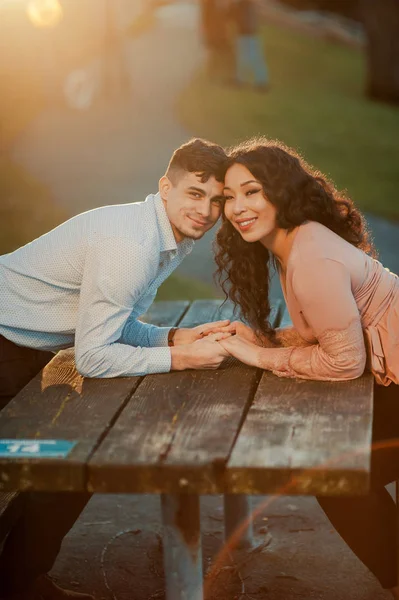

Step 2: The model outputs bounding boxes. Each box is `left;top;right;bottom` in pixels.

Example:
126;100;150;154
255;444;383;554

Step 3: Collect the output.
190;192;201;198
212;198;223;204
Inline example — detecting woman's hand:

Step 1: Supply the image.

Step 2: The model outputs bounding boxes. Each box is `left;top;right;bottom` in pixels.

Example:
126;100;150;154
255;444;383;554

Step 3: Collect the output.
173;320;230;345
202;320;260;345
218;335;263;367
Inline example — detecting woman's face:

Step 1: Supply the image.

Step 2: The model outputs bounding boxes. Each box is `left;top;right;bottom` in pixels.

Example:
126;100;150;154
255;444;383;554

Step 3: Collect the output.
223;163;278;243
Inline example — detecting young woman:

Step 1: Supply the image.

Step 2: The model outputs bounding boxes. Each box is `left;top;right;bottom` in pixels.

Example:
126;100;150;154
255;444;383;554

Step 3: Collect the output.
213;137;399;598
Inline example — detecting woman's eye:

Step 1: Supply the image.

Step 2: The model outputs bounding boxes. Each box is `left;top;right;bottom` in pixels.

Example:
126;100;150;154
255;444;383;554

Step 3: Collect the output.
223;195;233;201
246;189;260;196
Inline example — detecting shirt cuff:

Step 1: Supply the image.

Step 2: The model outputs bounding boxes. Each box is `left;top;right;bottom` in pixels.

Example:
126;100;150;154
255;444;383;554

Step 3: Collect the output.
149;326;173;348
141;346;172;374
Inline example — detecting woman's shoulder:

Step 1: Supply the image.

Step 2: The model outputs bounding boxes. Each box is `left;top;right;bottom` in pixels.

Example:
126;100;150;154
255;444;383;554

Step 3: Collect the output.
294;221;352;264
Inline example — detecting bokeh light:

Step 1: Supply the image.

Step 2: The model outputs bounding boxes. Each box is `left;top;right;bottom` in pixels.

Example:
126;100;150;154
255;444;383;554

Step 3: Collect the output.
26;0;63;28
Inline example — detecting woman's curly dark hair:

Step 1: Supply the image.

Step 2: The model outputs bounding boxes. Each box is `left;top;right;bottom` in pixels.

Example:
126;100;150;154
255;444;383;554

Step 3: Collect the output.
214;137;376;339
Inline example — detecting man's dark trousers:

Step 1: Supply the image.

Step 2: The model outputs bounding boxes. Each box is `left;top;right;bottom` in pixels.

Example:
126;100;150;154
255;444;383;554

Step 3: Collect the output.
0;334;92;595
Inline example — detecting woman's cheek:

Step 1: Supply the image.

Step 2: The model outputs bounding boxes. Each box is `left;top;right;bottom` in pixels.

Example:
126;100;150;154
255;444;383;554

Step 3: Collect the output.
224;205;232;221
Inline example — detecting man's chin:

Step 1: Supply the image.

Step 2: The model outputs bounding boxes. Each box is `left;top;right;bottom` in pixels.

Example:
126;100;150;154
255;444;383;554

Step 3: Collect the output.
185;229;207;240
179;226;212;241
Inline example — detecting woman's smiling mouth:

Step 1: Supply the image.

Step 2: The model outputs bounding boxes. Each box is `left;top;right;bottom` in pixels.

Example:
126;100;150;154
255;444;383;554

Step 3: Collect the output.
236;217;257;231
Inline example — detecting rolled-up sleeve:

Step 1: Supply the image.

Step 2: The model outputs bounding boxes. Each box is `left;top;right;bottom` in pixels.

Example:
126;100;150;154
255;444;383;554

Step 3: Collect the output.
74;237;171;378
120;300;171;348
266;258;366;381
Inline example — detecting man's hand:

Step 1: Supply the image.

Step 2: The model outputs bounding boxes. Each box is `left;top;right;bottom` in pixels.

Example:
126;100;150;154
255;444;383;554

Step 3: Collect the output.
170;333;231;371
172;320;231;345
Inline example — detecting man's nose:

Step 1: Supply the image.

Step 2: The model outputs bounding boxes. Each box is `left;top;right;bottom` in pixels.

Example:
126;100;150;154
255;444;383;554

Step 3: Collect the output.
196;199;211;218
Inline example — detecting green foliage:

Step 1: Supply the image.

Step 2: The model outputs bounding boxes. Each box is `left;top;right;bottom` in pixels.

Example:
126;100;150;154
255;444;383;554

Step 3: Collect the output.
178;23;399;220
0;158;68;255
157;273;219;301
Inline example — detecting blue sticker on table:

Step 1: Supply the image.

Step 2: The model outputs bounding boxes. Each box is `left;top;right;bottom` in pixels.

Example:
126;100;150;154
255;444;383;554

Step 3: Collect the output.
0;440;76;458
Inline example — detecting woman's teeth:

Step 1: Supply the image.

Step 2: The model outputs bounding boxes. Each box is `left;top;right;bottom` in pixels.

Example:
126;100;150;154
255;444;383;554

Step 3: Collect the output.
238;218;256;227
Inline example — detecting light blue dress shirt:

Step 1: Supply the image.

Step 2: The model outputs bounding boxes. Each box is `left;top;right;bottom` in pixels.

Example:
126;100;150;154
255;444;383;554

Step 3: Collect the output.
0;194;194;377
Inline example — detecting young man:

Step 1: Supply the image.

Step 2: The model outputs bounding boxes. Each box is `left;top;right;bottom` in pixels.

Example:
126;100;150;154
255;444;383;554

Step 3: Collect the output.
0;138;230;600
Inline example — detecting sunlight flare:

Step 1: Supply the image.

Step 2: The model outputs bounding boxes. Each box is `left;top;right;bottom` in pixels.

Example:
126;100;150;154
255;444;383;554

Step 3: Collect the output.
26;0;63;28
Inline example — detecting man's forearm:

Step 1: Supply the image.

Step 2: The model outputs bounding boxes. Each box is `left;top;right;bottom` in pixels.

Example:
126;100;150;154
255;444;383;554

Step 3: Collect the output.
75;341;171;378
120;317;171;347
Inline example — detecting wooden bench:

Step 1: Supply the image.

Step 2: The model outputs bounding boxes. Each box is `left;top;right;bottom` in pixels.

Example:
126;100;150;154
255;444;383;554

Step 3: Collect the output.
0;299;380;599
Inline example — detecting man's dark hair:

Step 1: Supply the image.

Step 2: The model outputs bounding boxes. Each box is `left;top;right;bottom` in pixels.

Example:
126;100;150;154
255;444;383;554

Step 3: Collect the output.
166;138;227;184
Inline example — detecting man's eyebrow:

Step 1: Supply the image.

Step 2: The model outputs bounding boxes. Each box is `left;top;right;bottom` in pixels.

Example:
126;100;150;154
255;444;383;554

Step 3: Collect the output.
187;186;206;195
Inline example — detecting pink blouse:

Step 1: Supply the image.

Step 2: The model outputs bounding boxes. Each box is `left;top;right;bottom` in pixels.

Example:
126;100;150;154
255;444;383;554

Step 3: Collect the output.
269;221;399;386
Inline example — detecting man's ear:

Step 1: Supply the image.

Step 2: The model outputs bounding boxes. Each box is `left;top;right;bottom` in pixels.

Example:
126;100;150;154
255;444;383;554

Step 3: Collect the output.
159;175;172;200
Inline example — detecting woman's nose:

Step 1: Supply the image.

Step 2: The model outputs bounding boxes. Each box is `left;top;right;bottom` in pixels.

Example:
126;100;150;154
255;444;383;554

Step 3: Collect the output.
232;198;246;215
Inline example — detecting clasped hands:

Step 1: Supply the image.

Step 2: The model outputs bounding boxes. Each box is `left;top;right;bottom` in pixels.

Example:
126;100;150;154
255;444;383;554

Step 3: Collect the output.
174;320;263;369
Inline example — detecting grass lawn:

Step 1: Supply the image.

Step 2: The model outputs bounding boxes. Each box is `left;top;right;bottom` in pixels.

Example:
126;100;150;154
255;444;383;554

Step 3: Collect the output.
179;23;399;220
0;158;68;256
157;273;218;300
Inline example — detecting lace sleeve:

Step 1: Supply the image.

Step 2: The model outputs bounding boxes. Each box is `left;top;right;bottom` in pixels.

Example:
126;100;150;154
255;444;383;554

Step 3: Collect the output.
269;319;366;381
262;257;367;381
274;326;312;348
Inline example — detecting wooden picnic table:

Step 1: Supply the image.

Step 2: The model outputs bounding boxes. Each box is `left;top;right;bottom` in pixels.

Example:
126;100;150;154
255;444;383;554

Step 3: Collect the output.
0;299;375;600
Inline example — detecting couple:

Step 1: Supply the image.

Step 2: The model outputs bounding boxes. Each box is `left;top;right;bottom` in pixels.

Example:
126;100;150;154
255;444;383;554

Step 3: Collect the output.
1;137;399;599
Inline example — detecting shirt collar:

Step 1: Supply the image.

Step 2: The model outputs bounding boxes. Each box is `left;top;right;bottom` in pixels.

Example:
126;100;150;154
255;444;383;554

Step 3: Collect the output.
152;193;195;257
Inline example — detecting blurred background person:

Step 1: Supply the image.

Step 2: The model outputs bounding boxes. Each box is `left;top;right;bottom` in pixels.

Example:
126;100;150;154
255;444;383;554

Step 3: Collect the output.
230;0;269;91
200;0;234;83
101;0;130;99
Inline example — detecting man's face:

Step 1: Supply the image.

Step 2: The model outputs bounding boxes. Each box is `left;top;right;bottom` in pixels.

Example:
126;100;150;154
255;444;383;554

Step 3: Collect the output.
160;171;224;242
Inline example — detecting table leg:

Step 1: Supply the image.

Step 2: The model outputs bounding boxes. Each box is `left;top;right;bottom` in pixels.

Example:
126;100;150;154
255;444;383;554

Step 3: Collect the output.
224;494;253;549
161;493;203;600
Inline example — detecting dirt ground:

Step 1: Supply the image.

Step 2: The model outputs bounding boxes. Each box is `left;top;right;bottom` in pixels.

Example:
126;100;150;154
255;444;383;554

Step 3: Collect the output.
52;492;390;600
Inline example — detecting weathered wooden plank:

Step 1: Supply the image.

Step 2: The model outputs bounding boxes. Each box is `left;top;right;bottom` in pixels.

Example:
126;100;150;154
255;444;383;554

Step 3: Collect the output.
0;302;188;492
227;304;374;496
88;300;282;494
0;491;24;543
141;301;189;326
178;299;224;327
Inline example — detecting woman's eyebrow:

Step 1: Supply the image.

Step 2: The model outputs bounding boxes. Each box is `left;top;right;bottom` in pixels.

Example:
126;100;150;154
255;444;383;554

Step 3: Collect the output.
240;179;259;187
223;180;259;191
